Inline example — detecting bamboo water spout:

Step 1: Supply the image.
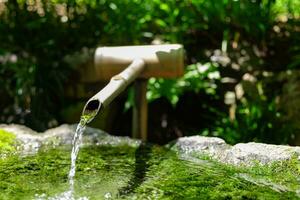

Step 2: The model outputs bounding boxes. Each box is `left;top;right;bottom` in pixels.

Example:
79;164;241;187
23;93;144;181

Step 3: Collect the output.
82;44;184;140
82;59;145;122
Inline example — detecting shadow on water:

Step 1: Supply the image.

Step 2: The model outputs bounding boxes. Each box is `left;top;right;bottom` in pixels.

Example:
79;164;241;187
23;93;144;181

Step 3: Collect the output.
118;143;153;196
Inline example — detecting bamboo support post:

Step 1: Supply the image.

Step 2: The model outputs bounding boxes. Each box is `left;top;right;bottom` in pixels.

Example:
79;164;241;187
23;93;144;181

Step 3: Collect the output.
132;79;148;141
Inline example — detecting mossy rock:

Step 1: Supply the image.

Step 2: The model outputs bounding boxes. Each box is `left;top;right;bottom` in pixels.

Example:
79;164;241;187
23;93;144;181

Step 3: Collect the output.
1;145;300;199
0;129;16;156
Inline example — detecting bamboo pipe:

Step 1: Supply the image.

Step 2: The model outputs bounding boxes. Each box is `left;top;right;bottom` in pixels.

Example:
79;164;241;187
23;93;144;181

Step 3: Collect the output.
82;58;145;123
82;44;184;82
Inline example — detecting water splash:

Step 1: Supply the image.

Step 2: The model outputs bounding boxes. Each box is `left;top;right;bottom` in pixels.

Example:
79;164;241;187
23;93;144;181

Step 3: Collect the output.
104;192;112;199
35;191;88;200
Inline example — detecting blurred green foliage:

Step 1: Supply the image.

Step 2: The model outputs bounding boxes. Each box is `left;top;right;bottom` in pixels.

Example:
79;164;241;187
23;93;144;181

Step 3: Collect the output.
147;62;220;105
0;0;299;144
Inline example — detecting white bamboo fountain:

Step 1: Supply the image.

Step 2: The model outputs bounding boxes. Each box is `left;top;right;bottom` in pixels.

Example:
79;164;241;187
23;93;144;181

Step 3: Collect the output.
82;44;184;141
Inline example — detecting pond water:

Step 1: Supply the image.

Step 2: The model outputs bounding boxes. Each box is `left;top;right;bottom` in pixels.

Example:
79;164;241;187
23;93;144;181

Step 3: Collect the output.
0;143;299;199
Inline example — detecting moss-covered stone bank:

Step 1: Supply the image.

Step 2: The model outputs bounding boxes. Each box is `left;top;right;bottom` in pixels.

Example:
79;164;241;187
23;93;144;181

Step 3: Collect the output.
0;129;16;156
0;144;299;200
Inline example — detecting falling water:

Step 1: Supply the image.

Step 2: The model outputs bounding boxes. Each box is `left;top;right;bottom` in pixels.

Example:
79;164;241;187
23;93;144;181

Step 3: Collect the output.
68;118;87;191
34;113;96;200
68;112;97;197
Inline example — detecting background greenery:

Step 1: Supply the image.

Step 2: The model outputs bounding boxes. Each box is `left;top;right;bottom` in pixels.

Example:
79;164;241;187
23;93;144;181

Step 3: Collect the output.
0;0;299;144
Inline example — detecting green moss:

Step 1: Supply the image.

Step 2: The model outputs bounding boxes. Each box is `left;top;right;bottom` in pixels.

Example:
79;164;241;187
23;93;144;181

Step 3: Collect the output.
124;149;300;200
0;129;16;156
0;144;299;199
0;145;137;199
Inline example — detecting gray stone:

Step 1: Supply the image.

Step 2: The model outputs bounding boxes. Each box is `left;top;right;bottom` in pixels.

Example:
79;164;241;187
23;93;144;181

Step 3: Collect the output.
172;136;300;166
0;124;42;154
0;124;140;155
172;135;230;159
221;142;300;165
2;123;300;166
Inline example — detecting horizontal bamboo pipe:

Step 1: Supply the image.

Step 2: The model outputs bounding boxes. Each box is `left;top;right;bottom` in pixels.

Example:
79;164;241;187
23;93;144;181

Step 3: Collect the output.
82;58;145;122
81;44;184;82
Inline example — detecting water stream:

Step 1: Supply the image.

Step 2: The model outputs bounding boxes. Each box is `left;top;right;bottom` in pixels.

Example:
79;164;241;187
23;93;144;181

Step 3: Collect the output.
68;117;88;193
67;112;97;199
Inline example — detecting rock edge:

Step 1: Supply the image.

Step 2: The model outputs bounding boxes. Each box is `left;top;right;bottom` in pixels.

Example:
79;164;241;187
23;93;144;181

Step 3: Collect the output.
173;135;300;165
1;124;299;165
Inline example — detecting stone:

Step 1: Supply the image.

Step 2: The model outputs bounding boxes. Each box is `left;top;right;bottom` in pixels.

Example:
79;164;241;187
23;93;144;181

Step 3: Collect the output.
1;123;300;166
0;124;140;155
0;124;42;154
222;142;300;165
171;135;230;159
172;136;300;166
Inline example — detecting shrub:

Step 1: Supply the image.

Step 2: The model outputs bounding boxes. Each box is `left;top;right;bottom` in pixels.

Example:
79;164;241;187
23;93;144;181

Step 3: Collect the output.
0;0;299;144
